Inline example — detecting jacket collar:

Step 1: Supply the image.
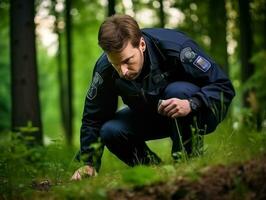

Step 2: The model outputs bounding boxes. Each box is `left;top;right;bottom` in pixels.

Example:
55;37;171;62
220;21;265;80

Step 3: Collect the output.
142;31;166;71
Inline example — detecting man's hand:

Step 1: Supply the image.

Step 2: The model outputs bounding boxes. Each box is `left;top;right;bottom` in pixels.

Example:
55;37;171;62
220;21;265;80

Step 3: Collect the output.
71;165;97;181
158;98;191;118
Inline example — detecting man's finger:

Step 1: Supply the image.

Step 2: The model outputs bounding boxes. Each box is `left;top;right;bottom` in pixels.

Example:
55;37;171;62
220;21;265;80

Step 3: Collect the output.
158;99;172;113
71;170;82;181
164;103;176;114
76;171;81;180
71;172;77;181
157;100;164;113
167;107;179;117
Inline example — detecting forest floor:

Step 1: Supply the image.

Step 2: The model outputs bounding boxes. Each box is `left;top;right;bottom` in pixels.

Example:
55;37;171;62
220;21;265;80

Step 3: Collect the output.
108;154;266;200
1;122;266;200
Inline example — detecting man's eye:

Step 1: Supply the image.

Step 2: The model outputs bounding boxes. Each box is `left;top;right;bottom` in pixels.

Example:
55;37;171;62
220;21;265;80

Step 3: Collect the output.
126;60;134;65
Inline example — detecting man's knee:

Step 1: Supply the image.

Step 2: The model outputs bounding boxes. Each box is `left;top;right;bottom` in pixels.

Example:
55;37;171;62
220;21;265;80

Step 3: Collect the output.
163;81;200;99
99;120;125;144
198;109;219;134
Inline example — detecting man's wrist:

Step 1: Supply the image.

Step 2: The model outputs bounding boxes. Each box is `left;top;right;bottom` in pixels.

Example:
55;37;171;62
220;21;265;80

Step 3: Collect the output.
188;97;202;113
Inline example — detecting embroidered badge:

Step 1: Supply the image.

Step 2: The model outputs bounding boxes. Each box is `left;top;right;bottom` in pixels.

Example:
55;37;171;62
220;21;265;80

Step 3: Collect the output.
180;47;196;63
193;56;211;72
87;72;103;100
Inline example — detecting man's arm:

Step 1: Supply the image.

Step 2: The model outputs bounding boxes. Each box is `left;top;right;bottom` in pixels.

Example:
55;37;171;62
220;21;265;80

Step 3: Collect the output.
178;40;235;121
73;61;118;180
158;39;235;121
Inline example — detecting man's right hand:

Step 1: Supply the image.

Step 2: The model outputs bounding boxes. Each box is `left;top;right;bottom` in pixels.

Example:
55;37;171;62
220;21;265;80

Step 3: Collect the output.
71;165;97;181
158;98;191;118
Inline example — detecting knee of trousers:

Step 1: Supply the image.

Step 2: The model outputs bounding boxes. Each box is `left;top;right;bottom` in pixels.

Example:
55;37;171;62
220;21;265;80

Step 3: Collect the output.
197;109;220;134
163;81;200;99
99;120;126;144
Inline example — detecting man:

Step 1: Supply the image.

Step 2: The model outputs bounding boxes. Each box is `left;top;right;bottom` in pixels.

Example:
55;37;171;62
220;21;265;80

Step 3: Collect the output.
71;14;235;180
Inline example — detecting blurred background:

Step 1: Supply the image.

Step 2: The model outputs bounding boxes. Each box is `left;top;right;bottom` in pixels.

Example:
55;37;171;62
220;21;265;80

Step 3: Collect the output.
0;0;265;146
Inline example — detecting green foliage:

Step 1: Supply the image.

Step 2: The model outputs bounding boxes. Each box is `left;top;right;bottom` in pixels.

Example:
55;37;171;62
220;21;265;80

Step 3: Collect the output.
0;120;266;199
173;0;210;50
0;132;39;198
122;165;161;186
16;121;40;133
0;0;10;131
239;51;266;130
0;132;79;199
172;118;188;162
244;51;266;108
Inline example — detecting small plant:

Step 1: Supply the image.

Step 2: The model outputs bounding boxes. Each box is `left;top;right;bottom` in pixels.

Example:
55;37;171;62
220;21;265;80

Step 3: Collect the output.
0;131;38;198
190;117;205;157
172;118;188;163
122;165;161;186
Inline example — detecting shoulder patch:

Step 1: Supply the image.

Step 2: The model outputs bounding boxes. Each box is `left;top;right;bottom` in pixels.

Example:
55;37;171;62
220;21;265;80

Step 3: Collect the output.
180;47;196;63
193;56;211;72
87;72;103;100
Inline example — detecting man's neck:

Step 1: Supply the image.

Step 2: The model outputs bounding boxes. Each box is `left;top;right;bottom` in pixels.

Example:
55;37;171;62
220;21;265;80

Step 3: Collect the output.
135;50;150;82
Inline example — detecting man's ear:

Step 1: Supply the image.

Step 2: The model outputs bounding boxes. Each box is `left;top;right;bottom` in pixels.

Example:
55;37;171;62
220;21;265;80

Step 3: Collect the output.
139;37;146;52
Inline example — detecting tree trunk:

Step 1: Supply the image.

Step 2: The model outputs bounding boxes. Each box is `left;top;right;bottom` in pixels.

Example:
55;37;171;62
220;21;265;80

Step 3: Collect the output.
108;0;116;16
259;0;266;49
65;0;73;145
10;0;43;145
238;0;254;106
57;24;69;138
159;0;165;28
263;4;266;49
238;0;261;131
208;0;228;74
52;0;68;137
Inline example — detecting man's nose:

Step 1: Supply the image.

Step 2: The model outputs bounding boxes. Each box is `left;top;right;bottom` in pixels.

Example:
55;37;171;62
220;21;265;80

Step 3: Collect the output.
121;64;128;76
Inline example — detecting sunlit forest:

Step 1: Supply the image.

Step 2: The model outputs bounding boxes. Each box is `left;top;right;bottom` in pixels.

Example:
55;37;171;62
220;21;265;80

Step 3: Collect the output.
0;0;266;199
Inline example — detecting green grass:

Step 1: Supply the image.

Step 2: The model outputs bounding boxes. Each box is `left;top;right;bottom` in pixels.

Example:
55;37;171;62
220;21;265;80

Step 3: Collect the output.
0;120;265;199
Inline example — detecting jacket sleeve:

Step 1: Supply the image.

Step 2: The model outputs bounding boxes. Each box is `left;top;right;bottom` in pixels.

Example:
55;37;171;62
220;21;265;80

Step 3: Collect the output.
78;62;118;171
179;40;235;122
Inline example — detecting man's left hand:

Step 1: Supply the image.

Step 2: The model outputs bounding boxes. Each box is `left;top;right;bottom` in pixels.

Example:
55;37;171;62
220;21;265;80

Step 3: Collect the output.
71;165;97;181
157;98;191;118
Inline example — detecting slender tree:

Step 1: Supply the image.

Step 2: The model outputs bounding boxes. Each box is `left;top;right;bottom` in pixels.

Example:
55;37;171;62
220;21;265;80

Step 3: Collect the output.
238;0;254;106
253;0;266;50
158;0;165;28
0;1;11;131
108;0;116;16
208;0;228;74
238;0;262;131
10;0;43;145
262;2;266;49
52;0;68;137
65;0;73;145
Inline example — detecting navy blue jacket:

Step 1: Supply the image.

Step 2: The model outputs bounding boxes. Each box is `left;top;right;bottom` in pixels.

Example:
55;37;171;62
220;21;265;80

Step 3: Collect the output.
79;28;235;169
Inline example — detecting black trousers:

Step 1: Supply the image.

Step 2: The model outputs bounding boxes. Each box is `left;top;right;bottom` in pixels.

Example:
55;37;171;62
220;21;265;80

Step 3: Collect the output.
99;81;217;166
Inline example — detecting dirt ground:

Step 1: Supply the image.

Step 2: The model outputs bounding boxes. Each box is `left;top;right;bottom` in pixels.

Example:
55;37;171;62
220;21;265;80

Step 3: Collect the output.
108;155;266;200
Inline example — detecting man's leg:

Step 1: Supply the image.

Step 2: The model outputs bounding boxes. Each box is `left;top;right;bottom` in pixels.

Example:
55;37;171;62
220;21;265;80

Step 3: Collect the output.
99;108;171;166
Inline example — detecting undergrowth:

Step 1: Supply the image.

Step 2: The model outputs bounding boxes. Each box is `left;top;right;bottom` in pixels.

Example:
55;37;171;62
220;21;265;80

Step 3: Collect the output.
0;120;265;199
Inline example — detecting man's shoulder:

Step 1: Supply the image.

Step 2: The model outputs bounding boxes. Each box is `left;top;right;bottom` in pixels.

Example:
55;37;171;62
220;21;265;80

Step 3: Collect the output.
142;28;192;54
142;28;183;34
142;28;190;42
94;53;112;74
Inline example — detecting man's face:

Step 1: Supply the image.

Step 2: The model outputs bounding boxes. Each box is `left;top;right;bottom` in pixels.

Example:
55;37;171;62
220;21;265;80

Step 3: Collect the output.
107;37;146;80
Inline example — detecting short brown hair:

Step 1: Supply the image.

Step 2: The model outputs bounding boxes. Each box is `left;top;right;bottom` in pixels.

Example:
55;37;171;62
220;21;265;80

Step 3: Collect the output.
98;14;142;53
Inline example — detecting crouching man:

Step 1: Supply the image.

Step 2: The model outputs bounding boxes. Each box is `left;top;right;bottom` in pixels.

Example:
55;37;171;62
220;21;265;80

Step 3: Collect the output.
71;14;235;180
